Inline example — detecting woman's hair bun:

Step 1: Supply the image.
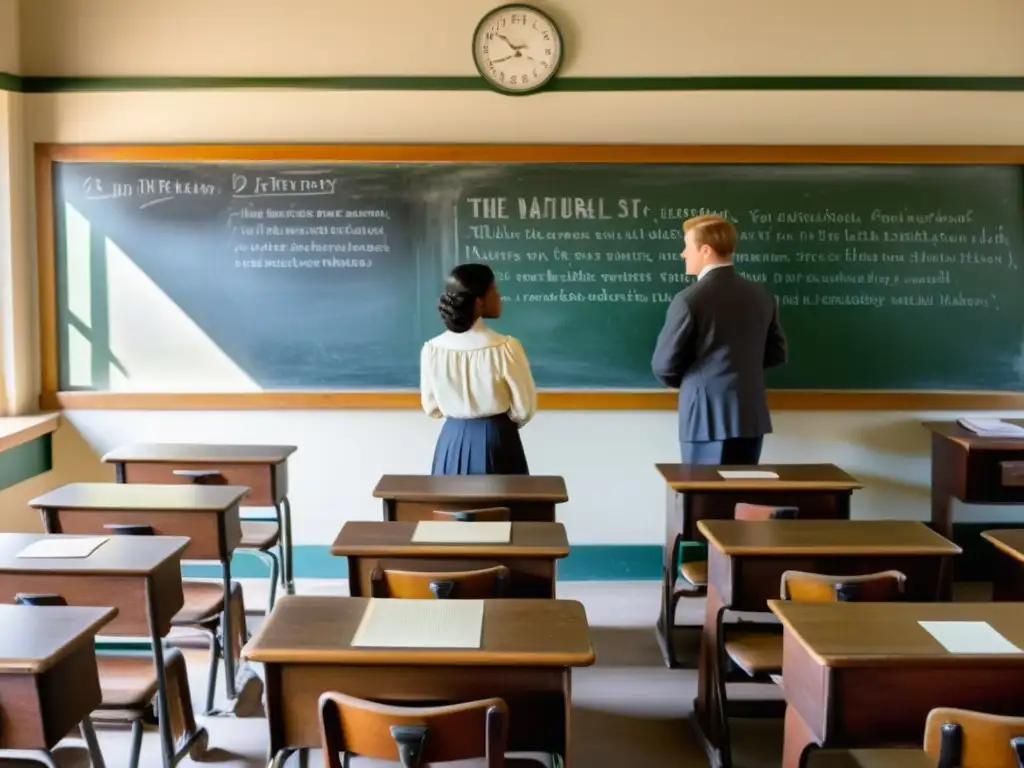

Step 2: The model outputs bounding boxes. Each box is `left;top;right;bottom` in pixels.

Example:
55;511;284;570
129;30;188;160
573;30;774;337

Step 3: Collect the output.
437;263;495;333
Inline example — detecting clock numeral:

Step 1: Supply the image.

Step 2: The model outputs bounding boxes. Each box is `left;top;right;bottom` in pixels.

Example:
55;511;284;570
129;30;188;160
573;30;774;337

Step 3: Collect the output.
542;31;550;40
487;32;494;40
499;72;505;82
510;75;517;85
532;69;539;78
541;61;548;68
545;48;552;55
482;45;488;54
522;75;529;84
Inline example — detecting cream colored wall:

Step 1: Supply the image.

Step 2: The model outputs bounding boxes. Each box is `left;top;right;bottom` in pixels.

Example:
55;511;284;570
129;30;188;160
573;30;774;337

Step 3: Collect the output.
0;0;18;74
11;0;1024;545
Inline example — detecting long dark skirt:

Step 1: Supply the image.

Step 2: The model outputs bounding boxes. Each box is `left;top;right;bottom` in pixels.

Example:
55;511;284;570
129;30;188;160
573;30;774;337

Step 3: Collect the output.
430;414;530;476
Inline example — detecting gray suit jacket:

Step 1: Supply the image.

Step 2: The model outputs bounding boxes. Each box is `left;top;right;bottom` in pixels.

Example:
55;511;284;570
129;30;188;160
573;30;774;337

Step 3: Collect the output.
651;266;788;442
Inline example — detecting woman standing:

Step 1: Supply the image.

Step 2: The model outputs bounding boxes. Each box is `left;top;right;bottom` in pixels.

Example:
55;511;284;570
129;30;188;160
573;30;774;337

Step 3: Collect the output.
420;263;537;475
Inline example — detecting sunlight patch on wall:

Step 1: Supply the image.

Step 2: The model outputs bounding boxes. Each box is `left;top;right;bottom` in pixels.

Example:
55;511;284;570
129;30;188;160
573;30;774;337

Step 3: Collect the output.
105;237;259;391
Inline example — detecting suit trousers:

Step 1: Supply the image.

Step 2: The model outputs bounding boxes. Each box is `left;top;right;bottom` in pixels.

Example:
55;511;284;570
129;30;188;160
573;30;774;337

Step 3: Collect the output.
680;437;764;465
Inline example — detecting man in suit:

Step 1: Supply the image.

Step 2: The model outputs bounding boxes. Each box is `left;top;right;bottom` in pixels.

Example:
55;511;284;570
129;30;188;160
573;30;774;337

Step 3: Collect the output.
652;214;788;464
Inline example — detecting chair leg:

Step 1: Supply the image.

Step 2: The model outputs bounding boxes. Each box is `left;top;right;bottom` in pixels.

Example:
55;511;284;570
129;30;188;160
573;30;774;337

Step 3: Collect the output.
257;548;280;612
715;609;734;768
79;716;106;768
127;718;144;768
203;629;222;715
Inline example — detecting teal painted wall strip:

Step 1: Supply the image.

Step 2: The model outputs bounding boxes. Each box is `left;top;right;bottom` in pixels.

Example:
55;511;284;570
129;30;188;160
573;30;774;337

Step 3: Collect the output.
5;73;1024;94
181;543;663;581
0;435;52;491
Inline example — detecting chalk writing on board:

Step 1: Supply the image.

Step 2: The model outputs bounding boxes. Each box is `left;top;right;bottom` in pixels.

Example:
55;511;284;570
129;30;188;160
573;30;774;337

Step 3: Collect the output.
231;171;337;199
81;176;219;210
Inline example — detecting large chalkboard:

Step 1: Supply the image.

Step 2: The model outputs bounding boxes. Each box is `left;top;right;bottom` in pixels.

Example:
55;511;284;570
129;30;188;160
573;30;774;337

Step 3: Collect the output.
47;149;1024;394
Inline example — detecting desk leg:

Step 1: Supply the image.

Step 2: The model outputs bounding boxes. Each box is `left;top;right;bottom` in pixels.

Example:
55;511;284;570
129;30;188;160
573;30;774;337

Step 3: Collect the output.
276;497;295;596
782;704;818;768
691;585;724;768
79;716;106;768
221;559;239;701
148;602;176;768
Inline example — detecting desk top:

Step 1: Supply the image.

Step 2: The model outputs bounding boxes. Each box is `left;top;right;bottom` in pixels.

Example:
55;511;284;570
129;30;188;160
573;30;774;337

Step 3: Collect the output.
655;463;862;491
699;520;961;556
0;605;117;675
769;601;1024;668
28;482;249;512
372;475;569;503
809;751;934;768
331;521;570;558
102;442;297;464
0;533;189;575
243;595;594;667
923;420;1024;450
981;528;1024;564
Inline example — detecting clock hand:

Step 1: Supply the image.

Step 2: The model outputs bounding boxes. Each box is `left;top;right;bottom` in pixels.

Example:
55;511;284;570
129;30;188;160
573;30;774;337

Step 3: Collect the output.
497;32;527;50
491;55;514;63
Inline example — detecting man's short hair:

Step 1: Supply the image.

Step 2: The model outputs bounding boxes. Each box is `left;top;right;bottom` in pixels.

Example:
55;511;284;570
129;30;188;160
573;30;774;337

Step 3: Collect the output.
683;215;737;258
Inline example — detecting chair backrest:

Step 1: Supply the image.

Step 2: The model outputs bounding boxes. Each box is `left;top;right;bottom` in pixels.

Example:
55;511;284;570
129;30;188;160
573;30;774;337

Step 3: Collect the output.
319;692;507;768
734;503;799;521
923;708;1024;768
371;565;510;599
780;570;907;602
430;507;511;522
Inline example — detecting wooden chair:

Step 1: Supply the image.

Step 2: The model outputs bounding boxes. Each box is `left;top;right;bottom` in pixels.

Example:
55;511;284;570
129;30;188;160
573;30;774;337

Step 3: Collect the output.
662;503;799;667
925;708;1024;768
715;569;906;768
430;507;512;522
370;565;510;599
319;692;559;768
105;524;262;717
821;708;1024;767
14;593;206;768
173;468;282;611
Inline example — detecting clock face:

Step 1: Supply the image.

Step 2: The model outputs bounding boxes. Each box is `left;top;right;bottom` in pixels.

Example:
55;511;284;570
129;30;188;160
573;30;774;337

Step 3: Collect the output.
472;4;563;95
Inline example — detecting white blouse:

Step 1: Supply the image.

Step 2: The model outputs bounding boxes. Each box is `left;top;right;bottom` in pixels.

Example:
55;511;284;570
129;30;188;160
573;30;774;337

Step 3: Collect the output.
420;319;538;426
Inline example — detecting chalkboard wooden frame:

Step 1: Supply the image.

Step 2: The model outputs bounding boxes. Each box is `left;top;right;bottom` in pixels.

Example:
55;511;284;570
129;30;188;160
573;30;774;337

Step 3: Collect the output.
35;142;1024;412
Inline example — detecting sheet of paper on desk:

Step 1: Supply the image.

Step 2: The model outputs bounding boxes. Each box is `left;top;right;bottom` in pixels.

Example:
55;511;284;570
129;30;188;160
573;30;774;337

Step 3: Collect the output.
352;599;484;649
718;470;780;480
919;621;1023;654
412;521;511;544
956;418;1024;438
17;537;109;559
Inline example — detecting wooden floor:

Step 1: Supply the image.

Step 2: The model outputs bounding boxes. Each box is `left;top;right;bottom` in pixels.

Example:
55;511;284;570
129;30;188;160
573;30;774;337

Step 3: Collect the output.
49;580;992;768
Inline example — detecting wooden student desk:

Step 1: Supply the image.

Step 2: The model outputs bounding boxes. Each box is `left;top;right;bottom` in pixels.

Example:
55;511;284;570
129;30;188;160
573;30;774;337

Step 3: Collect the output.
693;519;960;767
923;421;1024;586
331;521;570;598
654;463;863;666
102;442;298;595
0;533;203;768
770;600;1024;768
372;474;569;522
0;604;116;757
242;596;595;768
29;481;249;703
982;528;1024;600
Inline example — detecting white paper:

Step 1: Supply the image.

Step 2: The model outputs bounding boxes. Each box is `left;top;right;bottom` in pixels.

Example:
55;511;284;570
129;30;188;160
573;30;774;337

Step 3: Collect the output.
17;537;109;559
412;521;511;544
351;599;484;649
718;470;780;480
919;620;1023;654
957;418;1024;438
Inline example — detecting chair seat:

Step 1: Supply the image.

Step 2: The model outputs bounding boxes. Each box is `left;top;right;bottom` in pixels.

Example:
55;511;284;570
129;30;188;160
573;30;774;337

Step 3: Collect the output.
723;632;783;676
678;560;708;588
345;755;556;767
172;580;242;625
0;745;94;768
808;748;934;767
96;654;158;709
239;520;280;549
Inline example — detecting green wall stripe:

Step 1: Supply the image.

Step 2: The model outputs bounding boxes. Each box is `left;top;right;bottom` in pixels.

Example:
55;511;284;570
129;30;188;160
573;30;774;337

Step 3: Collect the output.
183;543;662;581
0;435;52;491
4;73;1024;94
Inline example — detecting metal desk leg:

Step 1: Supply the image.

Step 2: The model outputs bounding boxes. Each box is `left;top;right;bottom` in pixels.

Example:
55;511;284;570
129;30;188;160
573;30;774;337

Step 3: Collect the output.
221;558;238;700
276;497;295;595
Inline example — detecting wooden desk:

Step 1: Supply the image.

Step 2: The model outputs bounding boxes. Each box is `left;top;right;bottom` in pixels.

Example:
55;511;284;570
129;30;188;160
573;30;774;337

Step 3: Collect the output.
694;520;960;768
0;604;115;756
982;528;1024;600
923;421;1024;588
331;521;570;598
770;601;1024;768
243;596;595;767
654;463;863;666
373;474;569;523
30;481;249;703
102;442;298;595
0;533;199;768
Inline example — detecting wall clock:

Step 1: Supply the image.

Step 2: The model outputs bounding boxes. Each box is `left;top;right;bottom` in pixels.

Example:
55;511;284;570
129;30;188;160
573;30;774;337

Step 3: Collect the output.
472;4;564;95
